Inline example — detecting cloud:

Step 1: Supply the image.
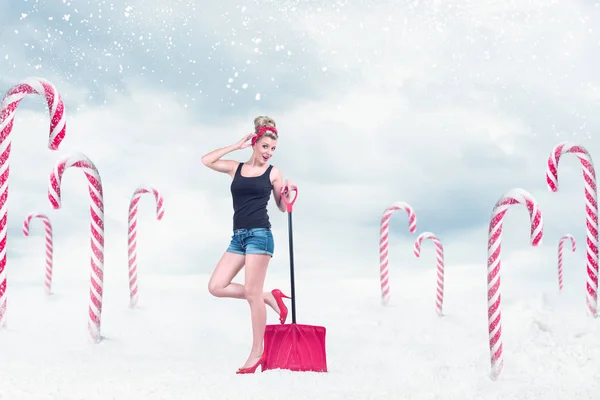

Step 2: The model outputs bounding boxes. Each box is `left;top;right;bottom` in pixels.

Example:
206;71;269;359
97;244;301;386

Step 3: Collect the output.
0;0;333;115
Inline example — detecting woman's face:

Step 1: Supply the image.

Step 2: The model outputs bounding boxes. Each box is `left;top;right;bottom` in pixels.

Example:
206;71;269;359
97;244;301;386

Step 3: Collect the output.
254;136;277;163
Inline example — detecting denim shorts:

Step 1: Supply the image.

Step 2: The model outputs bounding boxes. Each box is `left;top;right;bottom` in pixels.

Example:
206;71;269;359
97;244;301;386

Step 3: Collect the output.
226;228;274;257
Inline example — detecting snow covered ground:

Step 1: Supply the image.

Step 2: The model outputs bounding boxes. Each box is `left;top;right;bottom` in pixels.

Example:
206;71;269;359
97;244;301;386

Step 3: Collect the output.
2;255;599;399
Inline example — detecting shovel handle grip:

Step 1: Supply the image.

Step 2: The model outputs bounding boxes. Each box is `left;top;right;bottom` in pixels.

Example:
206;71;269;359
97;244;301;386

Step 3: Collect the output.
280;185;298;212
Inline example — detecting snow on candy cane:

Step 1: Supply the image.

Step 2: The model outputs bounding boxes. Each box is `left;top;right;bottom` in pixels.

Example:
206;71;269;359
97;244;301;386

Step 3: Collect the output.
22;212;54;295
0;77;67;328
487;188;543;381
128;185;165;308
48;153;104;343
413;231;445;316
547;142;598;317
379;201;417;305
558;234;576;292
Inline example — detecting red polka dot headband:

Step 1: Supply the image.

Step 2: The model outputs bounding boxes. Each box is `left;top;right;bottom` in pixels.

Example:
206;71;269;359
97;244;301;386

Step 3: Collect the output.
252;125;278;146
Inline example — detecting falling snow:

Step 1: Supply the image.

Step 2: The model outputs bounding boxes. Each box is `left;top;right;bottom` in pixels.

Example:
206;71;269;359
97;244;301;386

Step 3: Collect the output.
0;0;352;109
0;0;595;134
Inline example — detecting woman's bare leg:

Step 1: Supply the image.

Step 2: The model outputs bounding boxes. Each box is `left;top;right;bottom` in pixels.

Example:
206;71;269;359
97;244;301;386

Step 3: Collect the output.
208;252;280;314
240;253;271;369
207;252;246;298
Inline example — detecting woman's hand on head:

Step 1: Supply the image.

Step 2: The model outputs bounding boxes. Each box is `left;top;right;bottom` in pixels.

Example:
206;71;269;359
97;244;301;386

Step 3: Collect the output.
235;133;257;150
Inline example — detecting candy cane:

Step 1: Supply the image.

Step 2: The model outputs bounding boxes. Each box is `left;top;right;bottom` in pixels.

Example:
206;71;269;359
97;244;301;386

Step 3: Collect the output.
379;201;417;305
558;234;576;292
48;153;104;343
487;188;543;380
22;212;54;294
128;185;165;308
413;231;445;316
547;142;598;317
0;77;67;328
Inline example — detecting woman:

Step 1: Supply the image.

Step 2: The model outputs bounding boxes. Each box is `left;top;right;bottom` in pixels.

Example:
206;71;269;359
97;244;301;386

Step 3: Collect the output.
201;116;296;374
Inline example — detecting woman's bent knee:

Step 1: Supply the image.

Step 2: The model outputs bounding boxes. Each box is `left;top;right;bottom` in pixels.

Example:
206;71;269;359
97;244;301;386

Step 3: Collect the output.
208;281;223;297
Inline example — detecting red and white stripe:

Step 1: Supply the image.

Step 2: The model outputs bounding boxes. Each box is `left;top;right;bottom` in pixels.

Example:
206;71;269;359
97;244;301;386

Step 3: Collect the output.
128;185;165;308
413;231;445;316
487;188;543;380
379;201;417;305
48;153;104;343
0;77;67;328
22;212;54;294
558;234;576;292
547;142;598;317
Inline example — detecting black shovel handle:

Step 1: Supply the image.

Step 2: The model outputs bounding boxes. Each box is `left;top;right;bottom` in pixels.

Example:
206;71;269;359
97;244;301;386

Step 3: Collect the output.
280;185;298;323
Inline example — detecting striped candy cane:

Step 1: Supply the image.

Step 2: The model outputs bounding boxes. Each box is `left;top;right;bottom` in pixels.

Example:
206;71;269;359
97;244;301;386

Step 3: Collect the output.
0;77;67;328
379;201;417;305
22;212;54;294
413;231;445;316
48;153;104;343
547;142;598;317
558;234;576;292
128;185;165;308
487;188;543;381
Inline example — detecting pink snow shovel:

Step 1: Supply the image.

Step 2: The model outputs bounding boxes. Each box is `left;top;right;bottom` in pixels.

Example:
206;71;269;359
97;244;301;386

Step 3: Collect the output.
262;186;328;372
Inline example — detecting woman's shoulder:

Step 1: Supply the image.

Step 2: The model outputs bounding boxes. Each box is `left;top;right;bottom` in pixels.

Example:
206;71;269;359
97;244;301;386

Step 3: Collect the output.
227;161;242;178
268;164;280;177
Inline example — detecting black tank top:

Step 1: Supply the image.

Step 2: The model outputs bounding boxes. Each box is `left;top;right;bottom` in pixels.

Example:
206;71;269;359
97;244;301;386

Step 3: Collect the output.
230;162;274;230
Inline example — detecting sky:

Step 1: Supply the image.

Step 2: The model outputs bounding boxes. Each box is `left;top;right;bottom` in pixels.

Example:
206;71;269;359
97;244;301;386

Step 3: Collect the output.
1;0;600;307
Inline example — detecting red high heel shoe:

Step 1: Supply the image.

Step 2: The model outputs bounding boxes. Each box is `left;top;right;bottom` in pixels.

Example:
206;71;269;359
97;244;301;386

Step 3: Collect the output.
236;353;267;374
271;289;291;324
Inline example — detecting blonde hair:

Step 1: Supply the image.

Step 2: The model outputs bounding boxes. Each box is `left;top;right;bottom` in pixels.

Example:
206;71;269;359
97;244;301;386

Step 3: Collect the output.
254;116;278;141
